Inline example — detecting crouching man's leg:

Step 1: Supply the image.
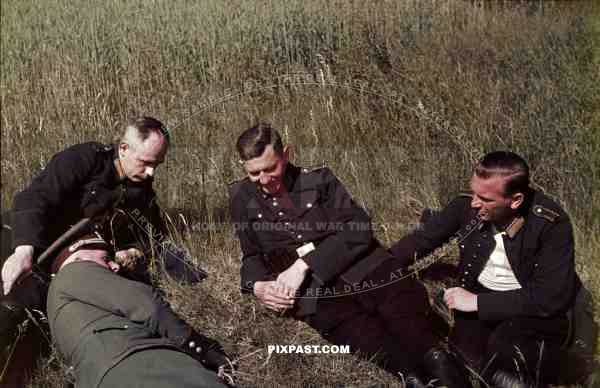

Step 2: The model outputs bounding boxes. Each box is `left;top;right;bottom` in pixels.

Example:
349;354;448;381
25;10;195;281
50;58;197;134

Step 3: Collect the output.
306;274;472;388
478;316;568;387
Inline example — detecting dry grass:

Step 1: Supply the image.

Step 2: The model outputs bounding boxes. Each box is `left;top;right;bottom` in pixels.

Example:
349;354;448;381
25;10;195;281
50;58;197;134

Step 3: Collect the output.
1;0;598;387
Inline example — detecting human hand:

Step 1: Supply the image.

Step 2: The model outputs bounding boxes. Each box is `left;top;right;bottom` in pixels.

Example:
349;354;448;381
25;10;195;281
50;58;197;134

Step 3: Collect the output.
2;245;34;295
114;248;143;271
443;287;478;312
275;259;309;298
253;280;295;312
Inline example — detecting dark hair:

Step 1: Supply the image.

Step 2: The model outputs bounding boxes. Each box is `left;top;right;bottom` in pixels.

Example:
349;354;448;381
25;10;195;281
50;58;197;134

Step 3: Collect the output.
236;122;284;161
126;116;170;144
475;151;530;196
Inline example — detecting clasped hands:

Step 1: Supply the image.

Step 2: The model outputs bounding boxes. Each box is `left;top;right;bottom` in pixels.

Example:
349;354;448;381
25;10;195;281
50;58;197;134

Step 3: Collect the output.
253;259;309;312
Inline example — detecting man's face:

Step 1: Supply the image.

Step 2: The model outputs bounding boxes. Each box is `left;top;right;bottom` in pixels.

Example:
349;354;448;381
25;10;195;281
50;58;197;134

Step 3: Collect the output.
243;144;289;195
469;174;517;223
119;131;168;182
60;249;120;273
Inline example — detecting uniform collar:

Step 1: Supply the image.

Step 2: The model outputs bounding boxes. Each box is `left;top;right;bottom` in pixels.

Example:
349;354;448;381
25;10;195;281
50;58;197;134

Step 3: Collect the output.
282;163;301;193
504;216;525;239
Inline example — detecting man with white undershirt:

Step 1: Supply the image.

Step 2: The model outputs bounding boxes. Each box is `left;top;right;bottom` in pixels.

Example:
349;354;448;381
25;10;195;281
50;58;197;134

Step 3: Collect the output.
477;223;522;291
390;151;581;388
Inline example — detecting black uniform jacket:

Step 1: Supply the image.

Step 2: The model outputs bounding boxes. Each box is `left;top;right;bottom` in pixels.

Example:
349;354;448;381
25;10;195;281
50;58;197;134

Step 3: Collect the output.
390;190;581;322
229;163;393;316
47;261;193;388
11;142;164;258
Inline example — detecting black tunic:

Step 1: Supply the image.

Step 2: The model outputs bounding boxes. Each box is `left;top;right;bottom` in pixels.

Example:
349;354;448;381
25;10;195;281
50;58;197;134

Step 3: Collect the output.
229;163;393;316
11;142;164;258
390;190;581;321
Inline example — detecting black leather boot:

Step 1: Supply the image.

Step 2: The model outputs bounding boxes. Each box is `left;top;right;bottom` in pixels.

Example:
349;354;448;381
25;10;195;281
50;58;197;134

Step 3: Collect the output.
0;302;26;344
491;370;532;388
422;347;472;388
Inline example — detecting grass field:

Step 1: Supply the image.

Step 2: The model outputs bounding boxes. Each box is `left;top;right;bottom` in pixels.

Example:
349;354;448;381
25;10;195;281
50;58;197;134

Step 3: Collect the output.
1;0;599;387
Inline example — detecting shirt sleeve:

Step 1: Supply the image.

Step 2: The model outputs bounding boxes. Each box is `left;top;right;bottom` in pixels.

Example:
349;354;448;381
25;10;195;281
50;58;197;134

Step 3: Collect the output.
229;182;273;293
388;196;467;267
12;144;97;250
477;216;578;321
300;168;374;284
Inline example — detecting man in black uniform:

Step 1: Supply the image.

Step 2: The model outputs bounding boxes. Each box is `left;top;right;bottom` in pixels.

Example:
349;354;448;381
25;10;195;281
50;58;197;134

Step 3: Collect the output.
229;123;470;388
0;116;201;383
47;235;232;388
390;151;581;387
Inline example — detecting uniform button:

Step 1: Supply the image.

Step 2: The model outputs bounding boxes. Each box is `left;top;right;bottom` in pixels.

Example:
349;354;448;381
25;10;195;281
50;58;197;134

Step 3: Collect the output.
278;211;284;216
534;263;539;267
262;194;267;199
272;202;278;207
467;264;472;267
461;278;465;282
104;145;112;151
472;254;477;258
476;243;481;248
91;190;96;195
460;244;465;249
297;234;303;239
258;213;263;218
306;203;313;208
536;207;543;213
302;168;309;173
482;234;488;239
464;271;469;275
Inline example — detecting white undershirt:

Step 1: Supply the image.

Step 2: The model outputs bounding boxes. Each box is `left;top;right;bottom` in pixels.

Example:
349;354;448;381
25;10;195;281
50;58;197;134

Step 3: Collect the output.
477;227;522;291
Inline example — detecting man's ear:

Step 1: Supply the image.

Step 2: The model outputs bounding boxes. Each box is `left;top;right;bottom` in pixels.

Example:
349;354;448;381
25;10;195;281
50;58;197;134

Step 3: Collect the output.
119;142;129;156
283;146;292;162
510;192;525;210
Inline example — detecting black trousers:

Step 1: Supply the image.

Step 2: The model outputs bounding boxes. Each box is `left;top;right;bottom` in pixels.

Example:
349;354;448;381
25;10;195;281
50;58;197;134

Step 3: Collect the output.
305;259;438;376
451;306;569;384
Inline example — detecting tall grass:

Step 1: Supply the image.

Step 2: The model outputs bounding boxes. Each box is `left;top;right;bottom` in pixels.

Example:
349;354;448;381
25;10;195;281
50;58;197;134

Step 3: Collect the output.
1;0;598;387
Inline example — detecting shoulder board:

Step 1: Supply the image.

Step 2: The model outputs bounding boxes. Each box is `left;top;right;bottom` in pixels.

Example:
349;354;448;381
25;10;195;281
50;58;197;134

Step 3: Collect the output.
91;143;114;153
300;164;328;174
532;205;560;223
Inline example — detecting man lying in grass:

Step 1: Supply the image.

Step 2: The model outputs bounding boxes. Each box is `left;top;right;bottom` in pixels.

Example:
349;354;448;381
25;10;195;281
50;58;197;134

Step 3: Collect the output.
230;123;470;388
46;234;234;388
